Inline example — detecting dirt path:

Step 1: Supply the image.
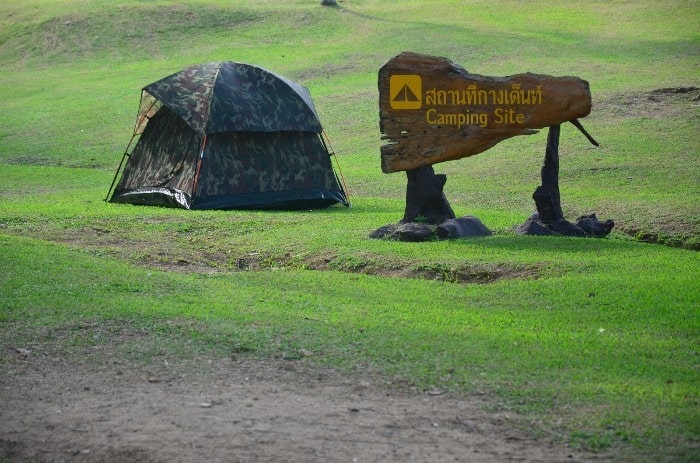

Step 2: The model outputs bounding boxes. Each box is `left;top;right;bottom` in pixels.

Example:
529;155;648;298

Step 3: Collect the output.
0;348;608;463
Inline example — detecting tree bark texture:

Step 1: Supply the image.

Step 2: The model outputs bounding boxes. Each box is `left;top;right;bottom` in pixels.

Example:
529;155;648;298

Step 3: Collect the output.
532;125;564;223
402;165;455;224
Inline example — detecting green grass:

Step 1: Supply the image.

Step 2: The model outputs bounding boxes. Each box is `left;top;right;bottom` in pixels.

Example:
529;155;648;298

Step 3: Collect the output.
2;232;698;460
1;1;699;461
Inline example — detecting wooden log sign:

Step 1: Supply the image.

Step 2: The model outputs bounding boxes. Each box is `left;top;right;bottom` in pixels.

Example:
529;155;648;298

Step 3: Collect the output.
379;52;592;173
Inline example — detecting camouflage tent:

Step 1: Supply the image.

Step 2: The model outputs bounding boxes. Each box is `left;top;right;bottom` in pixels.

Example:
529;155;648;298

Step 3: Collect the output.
106;61;349;210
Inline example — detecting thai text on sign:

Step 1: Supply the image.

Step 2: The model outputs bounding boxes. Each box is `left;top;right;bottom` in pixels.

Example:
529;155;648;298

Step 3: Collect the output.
379;52;592;173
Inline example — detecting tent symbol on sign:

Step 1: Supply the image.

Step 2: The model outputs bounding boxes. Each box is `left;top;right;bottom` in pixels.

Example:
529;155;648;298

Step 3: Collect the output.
394;84;419;103
389;75;422;110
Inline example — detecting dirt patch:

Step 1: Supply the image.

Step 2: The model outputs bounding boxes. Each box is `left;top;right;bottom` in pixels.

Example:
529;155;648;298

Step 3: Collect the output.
1;342;607;463
595;86;699;120
285;250;539;283
44;226;542;283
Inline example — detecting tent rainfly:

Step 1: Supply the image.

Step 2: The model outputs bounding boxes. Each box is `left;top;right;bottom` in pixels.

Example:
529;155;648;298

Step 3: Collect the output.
106;61;349;210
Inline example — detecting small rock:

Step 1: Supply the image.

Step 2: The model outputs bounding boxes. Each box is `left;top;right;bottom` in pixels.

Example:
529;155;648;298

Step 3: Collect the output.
394;222;435;242
15;347;31;356
548;218;586;237
576;213;614;237
200;402;212;408
436;216;491;238
515;219;553;236
369;224;396;239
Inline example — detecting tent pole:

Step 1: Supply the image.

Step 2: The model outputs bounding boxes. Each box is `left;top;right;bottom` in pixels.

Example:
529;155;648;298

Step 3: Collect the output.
190;135;208;203
321;130;351;206
104;152;128;202
105;94;156;203
104;132;138;202
132;90;159;134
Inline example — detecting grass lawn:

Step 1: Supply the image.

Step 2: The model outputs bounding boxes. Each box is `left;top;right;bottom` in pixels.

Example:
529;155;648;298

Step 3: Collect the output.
1;1;699;461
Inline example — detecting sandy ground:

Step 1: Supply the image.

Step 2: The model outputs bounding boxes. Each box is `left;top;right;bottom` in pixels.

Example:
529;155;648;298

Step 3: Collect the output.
0;346;609;463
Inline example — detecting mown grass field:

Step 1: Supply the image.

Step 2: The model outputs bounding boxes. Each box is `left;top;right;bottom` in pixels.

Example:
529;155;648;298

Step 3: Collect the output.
1;1;699;461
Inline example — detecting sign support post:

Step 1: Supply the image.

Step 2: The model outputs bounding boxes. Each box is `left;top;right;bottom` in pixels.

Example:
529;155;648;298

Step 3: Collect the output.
533;124;564;224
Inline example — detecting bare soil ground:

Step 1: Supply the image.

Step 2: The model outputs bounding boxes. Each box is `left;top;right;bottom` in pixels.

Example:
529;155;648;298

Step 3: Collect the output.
1;343;609;463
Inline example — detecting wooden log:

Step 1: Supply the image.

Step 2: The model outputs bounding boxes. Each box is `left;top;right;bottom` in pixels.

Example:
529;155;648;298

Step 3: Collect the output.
379;52;592;173
532;125;564;223
402;165;455;224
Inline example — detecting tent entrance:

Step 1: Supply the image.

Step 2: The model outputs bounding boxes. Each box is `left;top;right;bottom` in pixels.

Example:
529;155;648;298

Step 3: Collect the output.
108;106;201;209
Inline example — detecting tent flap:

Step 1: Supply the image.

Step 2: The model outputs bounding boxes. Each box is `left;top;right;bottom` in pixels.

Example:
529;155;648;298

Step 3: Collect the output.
110;187;192;209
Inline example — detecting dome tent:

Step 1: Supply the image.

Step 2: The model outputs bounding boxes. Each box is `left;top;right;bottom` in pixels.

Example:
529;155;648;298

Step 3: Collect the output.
106;61;349;210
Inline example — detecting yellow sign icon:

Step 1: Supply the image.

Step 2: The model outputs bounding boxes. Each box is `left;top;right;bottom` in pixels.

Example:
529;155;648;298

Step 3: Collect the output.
390;75;422;110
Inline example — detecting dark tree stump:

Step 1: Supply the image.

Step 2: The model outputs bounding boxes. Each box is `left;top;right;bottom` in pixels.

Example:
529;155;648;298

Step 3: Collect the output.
402;165;455;224
519;125;614;238
576;214;615;237
533;124;564;223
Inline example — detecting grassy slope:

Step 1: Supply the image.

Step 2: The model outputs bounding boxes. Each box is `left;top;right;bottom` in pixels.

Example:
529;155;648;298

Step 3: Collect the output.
1;0;697;243
1;1;699;461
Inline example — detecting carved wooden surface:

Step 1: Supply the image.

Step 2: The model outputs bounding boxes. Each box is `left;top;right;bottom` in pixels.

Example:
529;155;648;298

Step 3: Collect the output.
379;52;592;173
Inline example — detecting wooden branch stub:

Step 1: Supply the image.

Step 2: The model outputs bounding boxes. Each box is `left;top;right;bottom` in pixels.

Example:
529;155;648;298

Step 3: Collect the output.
379;52;592;173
